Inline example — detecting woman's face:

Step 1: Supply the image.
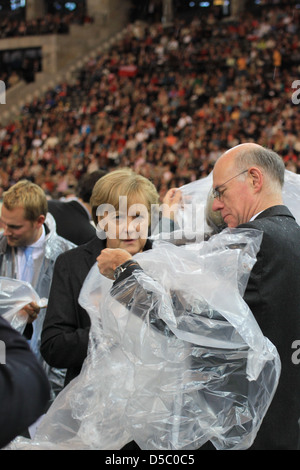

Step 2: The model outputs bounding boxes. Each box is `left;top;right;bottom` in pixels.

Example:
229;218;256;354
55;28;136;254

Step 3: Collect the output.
98;196;150;255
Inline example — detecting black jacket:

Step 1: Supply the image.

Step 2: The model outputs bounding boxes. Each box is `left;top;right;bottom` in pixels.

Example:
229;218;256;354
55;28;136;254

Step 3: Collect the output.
240;205;300;450
48;199;96;245
41;236;105;386
0;316;50;449
41;237;152;386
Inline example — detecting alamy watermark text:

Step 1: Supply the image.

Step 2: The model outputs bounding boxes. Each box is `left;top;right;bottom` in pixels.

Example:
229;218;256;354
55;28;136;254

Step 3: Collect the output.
96;197;205;241
0;340;6;364
292;340;300;365
0;81;6;104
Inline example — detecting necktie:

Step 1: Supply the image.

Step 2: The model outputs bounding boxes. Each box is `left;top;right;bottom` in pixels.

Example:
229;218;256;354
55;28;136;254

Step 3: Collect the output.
22;246;34;284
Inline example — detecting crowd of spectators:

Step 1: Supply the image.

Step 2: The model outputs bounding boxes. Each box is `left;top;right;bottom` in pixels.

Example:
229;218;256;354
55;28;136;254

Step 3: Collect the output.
0;4;300;201
0;12;94;39
0;50;41;90
0;12;94;90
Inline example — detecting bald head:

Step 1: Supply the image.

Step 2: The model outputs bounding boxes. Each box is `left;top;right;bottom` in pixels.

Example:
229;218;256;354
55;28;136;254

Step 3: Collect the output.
212;144;285;227
217;143;285;189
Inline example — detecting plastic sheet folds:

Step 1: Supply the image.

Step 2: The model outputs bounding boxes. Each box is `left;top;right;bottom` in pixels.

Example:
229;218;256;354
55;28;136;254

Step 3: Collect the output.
8;228;281;450
0;277;47;334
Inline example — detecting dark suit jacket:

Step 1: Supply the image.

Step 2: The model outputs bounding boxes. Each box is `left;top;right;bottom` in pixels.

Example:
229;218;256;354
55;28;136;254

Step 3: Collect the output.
239;205;300;450
0;316;50;448
191;205;300;451
41;236;106;386
48;199;96;245
41;237;153;387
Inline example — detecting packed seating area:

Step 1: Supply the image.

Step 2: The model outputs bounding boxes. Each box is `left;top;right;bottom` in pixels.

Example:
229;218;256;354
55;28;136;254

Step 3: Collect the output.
0;3;299;201
0;11;94;90
0;11;93;39
1;2;300;452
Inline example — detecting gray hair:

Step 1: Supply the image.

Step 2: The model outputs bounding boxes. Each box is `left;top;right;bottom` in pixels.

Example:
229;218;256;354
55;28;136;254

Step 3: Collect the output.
235;146;285;187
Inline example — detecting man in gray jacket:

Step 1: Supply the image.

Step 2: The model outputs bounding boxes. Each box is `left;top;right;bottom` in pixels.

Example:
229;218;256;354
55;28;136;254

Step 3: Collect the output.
0;180;75;398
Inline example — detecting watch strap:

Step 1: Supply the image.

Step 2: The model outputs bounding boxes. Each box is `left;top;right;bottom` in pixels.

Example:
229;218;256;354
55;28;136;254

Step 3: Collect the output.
114;260;140;281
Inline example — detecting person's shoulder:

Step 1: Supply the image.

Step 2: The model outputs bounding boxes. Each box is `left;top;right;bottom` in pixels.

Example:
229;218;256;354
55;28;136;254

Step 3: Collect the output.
56;236;104;263
240;206;296;228
48;198;83;212
47;199;64;208
0;233;8;253
239;206;300;254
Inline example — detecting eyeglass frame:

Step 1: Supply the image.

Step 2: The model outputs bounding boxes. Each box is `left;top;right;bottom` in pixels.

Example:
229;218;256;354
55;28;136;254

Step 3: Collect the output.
212;169;248;200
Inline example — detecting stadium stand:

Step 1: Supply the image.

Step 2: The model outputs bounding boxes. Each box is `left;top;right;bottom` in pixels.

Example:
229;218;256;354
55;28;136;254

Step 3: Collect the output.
0;1;300;200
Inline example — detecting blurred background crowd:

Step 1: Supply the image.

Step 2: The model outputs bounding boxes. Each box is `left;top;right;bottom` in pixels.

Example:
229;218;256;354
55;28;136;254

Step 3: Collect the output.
0;0;299;202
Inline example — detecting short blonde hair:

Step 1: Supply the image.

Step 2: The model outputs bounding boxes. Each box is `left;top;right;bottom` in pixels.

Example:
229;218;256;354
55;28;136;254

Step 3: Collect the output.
90;168;159;225
3;180;48;221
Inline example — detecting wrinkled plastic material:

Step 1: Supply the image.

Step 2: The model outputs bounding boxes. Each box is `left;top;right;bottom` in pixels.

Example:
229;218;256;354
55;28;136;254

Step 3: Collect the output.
7;228;281;450
176;172;221;237
0;213;75;355
282;170;300;225
151;173;216;245
152;170;300;244
0;213;75;399
0;277;47;334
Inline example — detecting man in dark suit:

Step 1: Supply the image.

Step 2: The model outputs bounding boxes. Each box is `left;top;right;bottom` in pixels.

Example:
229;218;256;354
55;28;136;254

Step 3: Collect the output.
0;316;50;449
211;143;300;449
48;170;106;245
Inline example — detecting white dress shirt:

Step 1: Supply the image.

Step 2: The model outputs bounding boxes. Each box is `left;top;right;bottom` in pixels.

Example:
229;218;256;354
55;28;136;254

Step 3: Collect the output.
17;226;46;282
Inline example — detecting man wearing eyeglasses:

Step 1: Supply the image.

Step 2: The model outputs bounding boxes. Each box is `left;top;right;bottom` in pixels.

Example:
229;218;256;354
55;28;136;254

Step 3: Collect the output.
210;142;300;450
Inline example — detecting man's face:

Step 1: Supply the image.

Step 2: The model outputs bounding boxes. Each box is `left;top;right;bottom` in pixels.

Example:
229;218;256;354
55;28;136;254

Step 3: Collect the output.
212;160;250;228
0;205;44;247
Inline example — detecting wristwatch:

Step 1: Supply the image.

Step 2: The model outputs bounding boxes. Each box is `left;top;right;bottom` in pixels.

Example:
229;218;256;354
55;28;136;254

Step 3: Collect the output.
114;259;139;280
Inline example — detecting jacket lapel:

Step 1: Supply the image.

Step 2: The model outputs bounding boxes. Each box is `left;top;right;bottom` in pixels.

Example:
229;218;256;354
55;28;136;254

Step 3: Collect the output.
83;237;106;266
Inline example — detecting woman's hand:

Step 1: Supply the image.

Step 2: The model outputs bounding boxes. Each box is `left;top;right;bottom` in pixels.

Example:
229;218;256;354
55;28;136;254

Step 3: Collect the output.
97;248;133;279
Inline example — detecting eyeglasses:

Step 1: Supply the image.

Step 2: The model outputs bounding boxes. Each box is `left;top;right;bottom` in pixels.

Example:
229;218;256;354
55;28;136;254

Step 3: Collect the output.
212;169;248;200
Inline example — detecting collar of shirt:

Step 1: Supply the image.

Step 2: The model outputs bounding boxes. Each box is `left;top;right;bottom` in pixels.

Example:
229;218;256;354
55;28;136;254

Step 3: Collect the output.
249;211;263;222
21;225;46;259
17;225;46;278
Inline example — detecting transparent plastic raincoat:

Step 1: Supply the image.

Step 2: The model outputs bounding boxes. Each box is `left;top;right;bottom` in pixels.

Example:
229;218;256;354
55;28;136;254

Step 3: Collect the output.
0;213;76;396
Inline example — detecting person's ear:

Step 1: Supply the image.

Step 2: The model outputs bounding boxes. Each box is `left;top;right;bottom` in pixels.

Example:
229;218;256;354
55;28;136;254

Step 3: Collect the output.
248;167;263;192
36;214;46;227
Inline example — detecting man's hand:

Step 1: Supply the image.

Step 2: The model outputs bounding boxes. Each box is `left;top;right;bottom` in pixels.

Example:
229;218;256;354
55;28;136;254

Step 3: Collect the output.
18;302;41;324
162;188;182;221
97;248;133;280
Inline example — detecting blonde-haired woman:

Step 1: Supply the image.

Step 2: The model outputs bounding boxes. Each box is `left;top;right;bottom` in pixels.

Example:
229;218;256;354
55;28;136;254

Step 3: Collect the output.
41;168;176;388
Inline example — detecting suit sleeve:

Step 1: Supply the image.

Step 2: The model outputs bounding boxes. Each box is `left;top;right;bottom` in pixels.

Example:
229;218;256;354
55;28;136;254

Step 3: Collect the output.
237;222;265;317
40;253;90;370
0;316;50;449
111;263;171;335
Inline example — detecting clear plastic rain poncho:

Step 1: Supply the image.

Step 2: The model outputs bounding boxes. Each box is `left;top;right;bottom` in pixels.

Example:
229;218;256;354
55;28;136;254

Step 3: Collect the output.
6;202;282;450
0;277;47;335
0;212;75;399
156;169;300;241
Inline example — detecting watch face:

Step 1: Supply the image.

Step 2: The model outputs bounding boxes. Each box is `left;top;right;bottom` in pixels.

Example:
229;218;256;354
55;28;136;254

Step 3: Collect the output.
114;260;135;280
114;266;122;280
